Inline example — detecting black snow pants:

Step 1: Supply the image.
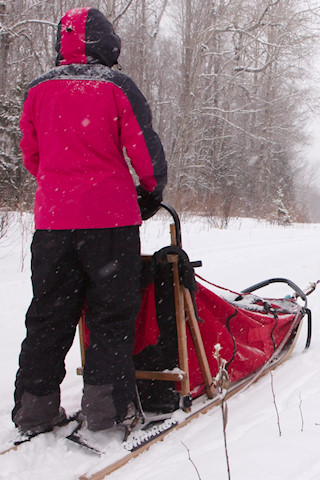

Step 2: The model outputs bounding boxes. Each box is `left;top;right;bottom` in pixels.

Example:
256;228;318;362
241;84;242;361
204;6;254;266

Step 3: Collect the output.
12;227;141;424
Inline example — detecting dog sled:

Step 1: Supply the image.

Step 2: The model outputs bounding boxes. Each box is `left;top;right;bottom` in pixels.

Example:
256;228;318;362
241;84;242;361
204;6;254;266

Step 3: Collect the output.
77;203;313;479
78;203;311;410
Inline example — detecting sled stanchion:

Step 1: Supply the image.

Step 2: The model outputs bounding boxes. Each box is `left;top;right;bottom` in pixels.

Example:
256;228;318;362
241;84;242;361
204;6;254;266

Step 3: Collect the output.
168;221;192;410
170;253;191;410
77;315;86;376
183;288;215;399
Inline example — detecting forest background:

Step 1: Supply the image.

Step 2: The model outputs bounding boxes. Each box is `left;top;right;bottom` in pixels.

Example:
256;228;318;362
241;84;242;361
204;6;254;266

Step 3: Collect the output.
1;0;320;226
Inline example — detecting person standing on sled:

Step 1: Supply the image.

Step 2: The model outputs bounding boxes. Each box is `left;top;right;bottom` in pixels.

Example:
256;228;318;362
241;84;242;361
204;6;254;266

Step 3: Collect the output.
13;7;167;435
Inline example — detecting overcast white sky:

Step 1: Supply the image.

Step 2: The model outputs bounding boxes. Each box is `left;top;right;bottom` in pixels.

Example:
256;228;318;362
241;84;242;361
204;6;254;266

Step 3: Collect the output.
303;118;320;185
303;52;320;192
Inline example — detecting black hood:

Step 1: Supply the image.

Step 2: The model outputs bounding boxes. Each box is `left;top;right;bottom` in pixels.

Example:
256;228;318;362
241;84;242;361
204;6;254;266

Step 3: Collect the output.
55;7;121;68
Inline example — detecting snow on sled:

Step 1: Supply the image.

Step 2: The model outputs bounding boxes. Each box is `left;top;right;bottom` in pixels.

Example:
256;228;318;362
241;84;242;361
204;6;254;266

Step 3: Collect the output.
77;203;312;479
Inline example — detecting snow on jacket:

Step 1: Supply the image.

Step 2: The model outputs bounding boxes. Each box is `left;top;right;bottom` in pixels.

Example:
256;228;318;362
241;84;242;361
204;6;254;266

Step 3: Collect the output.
20;7;167;229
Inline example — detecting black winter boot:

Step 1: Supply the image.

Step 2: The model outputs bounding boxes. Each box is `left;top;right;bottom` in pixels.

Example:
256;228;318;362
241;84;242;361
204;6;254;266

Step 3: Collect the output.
81;384;117;431
13;391;66;435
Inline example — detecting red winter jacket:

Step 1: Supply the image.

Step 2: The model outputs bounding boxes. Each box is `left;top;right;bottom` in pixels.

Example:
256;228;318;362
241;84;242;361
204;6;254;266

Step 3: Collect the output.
20;7;167;229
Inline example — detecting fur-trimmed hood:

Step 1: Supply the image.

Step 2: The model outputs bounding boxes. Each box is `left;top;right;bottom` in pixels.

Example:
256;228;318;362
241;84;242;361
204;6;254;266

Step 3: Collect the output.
55;7;121;67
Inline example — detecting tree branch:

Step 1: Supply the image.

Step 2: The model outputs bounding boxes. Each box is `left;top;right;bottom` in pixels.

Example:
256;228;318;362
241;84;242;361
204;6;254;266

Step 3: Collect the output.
299;393;304;432
234;56;276;73
246;0;281;33
270;372;281;437
151;0;169;39
113;0;135;24
181;441;202;480
11;19;57;31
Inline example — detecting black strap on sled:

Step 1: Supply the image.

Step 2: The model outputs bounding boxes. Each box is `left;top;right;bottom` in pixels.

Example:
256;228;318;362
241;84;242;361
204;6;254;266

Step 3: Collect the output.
305;308;312;350
154;246;198;292
153;245;202;323
225;309;238;370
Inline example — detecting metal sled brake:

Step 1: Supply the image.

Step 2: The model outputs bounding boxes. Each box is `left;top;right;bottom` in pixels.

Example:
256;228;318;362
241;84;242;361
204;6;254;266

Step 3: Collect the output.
77;203;311;414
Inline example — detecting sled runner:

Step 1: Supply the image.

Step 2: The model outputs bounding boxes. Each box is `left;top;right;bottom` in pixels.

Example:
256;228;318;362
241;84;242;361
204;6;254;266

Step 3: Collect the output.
75;203;312;478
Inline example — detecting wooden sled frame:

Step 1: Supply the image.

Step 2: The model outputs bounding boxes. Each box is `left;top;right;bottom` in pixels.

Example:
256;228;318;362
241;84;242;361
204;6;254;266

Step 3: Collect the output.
76;203;310;411
77;202;215;410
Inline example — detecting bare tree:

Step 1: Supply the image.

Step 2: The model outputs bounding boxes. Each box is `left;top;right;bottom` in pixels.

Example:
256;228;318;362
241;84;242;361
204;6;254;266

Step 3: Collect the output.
1;0;320;220
166;0;320;220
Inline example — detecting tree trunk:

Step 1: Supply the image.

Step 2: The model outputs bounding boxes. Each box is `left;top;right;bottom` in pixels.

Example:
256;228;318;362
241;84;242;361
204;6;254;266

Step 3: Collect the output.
0;3;10;94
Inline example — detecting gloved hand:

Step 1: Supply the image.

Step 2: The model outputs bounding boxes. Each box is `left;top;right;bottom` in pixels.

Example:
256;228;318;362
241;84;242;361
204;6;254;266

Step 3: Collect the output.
136;185;163;220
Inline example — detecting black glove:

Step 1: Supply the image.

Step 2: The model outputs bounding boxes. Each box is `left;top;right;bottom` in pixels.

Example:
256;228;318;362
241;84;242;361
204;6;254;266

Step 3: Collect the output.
136;185;163;220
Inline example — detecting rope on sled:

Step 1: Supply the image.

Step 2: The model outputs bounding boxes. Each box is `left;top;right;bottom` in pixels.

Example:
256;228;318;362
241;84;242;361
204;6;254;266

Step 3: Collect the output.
195;273;320;300
302;280;320;297
195;273;282;315
195;273;244;297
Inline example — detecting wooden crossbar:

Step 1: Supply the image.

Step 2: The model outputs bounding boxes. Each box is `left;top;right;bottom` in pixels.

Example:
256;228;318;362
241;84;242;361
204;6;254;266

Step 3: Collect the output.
135;370;186;382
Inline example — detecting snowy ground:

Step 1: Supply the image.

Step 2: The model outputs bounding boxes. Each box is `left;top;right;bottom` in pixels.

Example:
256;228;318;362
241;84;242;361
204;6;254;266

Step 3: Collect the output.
0;212;319;480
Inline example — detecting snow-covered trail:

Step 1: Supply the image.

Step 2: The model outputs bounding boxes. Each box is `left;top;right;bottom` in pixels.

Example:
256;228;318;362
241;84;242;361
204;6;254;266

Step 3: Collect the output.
0;214;319;480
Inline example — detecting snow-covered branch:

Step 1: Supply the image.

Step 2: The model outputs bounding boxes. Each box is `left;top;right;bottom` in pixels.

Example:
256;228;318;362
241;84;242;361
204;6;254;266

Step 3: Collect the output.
113;0;135;23
11;19;57;32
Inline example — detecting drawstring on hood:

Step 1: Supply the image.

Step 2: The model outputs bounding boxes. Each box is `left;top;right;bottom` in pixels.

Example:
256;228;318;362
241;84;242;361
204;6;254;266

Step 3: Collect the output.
55;7;121;68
